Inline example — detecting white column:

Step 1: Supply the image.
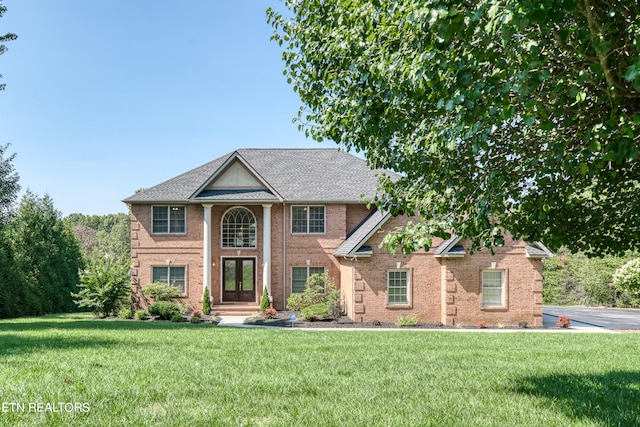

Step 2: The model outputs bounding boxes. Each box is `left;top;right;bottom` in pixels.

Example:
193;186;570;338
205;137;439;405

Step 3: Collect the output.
202;204;213;301
262;204;272;298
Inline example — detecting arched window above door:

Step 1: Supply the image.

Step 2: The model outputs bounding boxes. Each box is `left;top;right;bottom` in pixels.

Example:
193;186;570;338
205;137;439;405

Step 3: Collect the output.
221;207;256;248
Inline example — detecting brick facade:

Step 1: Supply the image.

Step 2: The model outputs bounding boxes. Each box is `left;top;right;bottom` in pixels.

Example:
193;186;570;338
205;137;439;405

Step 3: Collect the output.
131;203;543;326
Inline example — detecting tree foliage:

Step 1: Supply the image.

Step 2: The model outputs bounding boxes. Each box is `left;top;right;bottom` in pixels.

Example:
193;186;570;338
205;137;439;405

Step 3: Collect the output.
611;258;640;306
0;143;19;224
0;1;17;91
5;191;84;315
65;213;130;261
72;255;131;317
268;0;640;255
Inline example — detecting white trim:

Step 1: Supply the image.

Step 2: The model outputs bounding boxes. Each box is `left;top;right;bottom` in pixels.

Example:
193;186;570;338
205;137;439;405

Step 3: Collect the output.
202;204;213;299
262;204;272;297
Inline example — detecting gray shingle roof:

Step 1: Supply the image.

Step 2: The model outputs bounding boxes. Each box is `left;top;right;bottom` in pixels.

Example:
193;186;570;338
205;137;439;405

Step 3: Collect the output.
525;242;553;258
123;149;398;204
333;210;390;257
433;236;465;257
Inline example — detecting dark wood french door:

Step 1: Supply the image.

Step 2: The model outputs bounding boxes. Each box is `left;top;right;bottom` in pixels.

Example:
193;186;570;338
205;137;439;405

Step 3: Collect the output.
223;258;255;302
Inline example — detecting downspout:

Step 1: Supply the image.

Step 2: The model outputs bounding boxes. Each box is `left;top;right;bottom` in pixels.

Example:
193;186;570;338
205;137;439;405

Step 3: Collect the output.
282;201;287;310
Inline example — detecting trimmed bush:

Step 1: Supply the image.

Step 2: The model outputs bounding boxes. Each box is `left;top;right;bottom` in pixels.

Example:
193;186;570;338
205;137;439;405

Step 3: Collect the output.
134;310;148;320
395;314;419;326
142;282;182;301
118;308;133;319
202;287;211;315
301;303;330;321
148;301;181;320
260;286;270;311
190;316;201;324
171;313;183;322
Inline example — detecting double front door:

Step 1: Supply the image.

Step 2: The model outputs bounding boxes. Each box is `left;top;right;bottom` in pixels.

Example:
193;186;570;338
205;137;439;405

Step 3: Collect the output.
223;258;255;302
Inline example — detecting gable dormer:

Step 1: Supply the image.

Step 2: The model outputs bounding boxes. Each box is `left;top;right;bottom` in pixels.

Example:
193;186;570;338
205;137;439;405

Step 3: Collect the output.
205;160;265;190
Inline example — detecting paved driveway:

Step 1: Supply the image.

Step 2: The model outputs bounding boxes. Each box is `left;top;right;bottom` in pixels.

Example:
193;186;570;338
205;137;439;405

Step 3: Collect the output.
544;306;640;330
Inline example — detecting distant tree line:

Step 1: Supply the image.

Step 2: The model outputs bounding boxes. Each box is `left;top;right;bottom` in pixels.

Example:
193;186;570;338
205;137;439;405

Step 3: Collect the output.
0;144;130;318
543;248;640;307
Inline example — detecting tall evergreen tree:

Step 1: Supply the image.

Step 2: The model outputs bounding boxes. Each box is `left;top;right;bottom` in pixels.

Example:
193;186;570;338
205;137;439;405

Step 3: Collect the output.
8;192;84;314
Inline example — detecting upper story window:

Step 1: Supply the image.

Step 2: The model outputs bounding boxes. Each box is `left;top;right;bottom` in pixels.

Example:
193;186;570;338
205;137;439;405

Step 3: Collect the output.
292;206;325;234
222;207;256;248
152;206;186;234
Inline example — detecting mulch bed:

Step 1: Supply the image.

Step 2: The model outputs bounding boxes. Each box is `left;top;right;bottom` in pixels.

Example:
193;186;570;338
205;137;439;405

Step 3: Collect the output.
243;311;534;329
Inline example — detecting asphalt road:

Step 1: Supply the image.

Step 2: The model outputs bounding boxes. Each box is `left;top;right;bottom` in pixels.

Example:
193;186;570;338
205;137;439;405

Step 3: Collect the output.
544;306;640;330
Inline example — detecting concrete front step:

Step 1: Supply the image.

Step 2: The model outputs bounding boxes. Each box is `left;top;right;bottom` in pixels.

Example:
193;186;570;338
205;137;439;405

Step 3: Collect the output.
213;304;260;316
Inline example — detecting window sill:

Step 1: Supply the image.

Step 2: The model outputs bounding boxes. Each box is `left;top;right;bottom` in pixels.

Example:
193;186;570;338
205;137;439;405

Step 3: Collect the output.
481;306;508;312
386;303;412;310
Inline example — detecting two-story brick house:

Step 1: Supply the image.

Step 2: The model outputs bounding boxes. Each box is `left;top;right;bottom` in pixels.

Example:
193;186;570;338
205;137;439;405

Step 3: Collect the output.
123;148;551;326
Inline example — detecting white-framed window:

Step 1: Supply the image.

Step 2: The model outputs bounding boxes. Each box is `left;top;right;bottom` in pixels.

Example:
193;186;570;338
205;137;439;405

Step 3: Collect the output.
388;270;409;304
292;266;326;293
291;206;325;234
152;206;186;234
482;270;504;307
221;207;256;248
152;265;186;295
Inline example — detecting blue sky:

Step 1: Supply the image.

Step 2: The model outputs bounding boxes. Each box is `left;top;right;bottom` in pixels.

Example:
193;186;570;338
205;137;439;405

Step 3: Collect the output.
0;1;339;216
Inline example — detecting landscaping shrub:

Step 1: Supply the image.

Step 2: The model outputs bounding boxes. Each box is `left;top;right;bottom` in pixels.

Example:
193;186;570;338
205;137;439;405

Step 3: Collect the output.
134;310;148;320
286;273;341;319
118;308;133;319
395;314;419;326
202;287;211;315
142;282;182;301
301;303;330;321
190;316;201;324
72;255;131;317
264;307;277;319
171;313;183;322
148;301;182;320
476;321;487;329
260;286;270;311
557;316;571;328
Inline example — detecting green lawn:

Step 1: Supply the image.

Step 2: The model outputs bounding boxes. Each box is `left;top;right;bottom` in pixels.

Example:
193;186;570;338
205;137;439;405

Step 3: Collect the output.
0;315;639;426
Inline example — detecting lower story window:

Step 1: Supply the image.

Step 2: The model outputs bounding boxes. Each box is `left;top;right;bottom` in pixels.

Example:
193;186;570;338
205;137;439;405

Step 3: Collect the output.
292;266;326;293
152;266;186;295
482;270;504;307
388;270;409;304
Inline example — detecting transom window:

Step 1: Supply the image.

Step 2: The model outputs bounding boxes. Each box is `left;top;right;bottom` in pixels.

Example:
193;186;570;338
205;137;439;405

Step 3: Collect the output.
292;206;325;234
152;206;186;234
388;270;409;304
482;270;504;307
152;266;186;295
292;266;326;293
222;207;256;248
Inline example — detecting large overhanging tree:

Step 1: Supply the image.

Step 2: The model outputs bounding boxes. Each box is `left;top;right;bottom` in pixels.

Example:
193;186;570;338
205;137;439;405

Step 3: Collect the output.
268;0;640;255
0;0;17;91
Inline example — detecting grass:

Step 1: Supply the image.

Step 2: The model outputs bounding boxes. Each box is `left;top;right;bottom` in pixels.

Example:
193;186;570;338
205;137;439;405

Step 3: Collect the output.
0;314;639;426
